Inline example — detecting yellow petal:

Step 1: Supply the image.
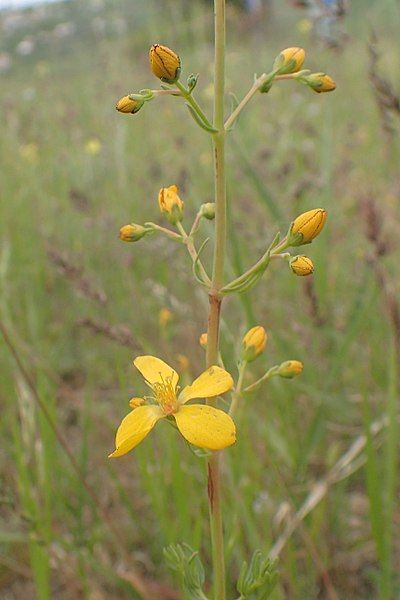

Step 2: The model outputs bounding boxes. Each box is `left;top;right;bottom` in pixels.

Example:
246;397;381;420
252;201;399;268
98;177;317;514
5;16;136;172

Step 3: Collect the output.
109;405;163;458
133;355;179;389
174;405;236;450
178;366;233;404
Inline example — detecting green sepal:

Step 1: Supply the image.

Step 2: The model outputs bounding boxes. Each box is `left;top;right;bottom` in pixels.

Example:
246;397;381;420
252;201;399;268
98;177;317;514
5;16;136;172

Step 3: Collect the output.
285;221;309;247
160;66;181;84
259;72;276;94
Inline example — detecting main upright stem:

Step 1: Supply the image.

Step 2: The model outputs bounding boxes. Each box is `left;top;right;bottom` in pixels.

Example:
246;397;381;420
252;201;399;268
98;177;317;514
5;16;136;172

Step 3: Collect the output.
206;1;227;599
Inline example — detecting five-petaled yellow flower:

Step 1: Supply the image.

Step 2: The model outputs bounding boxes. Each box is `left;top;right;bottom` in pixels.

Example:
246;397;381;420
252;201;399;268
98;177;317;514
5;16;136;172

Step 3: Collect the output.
109;355;236;457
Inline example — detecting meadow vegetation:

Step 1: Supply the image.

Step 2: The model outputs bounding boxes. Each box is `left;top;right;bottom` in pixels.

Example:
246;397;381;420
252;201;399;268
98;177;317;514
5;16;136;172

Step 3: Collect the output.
0;0;399;597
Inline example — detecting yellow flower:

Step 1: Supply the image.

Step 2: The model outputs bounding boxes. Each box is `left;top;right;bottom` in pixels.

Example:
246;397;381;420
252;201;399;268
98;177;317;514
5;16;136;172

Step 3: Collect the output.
116;95;144;114
290;255;314;276
149;44;181;84
199;333;208;348
289;208;327;246
158;184;184;224
306;73;336;93
159;307;172;328
273;47;305;75
242;326;267;362
85;138;102;155
278;360;303;379
119;223;148;242
109;356;236;457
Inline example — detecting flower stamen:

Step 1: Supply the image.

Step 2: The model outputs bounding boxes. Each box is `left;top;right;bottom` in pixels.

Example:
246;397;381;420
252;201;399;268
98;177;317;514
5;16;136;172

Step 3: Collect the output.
152;372;178;414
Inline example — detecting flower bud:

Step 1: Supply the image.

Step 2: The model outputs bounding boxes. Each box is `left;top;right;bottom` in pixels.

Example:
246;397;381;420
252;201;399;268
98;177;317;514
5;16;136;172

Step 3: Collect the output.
289;208;327;246
199;333;208;348
305;73;336;93
200;202;215;220
119;223;148;242
273;47;305;75
277;360;303;379
187;73;199;92
129;397;145;408
116;95;144;114
149;44;181;84
158;184;184;224
290;255;314;276
241;326;267;362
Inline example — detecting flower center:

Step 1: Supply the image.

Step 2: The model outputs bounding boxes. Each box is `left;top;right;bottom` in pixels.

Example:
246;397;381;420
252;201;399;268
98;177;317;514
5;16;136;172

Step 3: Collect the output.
152;375;178;415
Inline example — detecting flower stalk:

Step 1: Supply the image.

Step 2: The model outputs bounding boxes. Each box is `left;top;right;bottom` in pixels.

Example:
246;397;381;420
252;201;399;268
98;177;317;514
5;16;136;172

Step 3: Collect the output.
205;1;228;598
175;80;215;131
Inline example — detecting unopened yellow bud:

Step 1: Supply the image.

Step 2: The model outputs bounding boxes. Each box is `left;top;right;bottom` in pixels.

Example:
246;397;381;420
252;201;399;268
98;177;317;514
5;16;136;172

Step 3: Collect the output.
129;397;145;408
241;326;267;362
199;333;208;348
290;255;314;276
149;44;181;84
116;95;144;114
306;73;336;93
273;47;305;75
158;184;184;224
278;360;303;379
200;202;216;220
159;308;172;328
289;208;327;246
119;223;148;242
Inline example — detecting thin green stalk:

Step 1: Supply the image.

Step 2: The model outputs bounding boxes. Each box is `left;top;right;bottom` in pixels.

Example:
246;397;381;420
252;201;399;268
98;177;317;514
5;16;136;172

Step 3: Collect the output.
224;72;297;130
176;221;211;285
175;80;214;129
224;75;266;131
243;367;278;393
205;1;227;598
229;361;247;418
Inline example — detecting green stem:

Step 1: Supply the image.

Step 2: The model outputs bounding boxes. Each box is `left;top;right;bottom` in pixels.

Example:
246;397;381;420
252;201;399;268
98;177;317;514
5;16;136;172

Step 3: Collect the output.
144;222;183;241
243;366;279;393
224;72;272;130
189;210;203;236
229;361;247;417
224;72;298;130
176;221;211;285
206;1;227;598
175;80;214;129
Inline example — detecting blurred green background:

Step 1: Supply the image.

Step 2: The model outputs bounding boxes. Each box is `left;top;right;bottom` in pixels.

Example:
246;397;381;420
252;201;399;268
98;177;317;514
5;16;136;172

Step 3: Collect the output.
1;0;399;598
